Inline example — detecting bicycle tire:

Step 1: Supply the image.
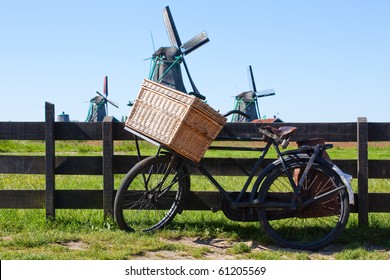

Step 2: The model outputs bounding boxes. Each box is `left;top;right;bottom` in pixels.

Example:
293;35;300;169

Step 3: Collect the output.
257;157;350;251
114;154;190;232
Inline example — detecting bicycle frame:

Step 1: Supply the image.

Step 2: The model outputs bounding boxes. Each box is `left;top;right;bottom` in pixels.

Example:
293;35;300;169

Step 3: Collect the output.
196;141;273;204
130;125;354;212
171;138;309;209
175;139;353;212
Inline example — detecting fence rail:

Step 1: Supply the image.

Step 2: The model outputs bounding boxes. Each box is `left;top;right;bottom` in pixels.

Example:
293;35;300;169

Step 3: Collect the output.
1;102;390;227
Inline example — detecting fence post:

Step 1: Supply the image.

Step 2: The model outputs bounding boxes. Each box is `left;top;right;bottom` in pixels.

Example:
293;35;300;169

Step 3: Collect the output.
103;116;114;220
357;117;369;227
45;102;56;220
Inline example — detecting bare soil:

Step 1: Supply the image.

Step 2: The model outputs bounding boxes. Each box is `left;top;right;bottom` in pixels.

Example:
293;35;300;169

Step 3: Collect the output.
131;237;387;260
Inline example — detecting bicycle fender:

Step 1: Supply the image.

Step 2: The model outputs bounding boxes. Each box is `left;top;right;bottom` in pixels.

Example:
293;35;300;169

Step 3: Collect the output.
331;164;354;205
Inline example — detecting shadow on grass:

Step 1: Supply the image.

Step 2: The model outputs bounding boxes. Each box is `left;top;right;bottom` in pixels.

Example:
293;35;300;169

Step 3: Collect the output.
169;212;390;253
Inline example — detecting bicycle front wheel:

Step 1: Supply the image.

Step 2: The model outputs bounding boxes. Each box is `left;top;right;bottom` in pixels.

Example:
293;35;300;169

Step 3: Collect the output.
114;154;190;232
257;157;350;251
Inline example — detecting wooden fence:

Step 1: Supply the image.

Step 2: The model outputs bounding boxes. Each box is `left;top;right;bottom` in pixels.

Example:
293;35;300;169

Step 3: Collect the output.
1;102;390;227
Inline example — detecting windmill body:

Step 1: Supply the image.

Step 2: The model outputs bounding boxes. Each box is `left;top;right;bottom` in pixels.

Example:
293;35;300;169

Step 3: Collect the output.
151;46;187;93
87;96;107;122
231;66;276;122
85;76;119;122
233;91;259;122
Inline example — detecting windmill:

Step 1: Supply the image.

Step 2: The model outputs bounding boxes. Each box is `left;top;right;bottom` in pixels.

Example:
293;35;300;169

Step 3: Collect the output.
86;76;119;122
149;6;209;100
231;66;276;122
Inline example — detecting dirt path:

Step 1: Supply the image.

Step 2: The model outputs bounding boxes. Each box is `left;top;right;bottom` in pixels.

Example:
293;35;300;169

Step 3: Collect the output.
132;237;383;260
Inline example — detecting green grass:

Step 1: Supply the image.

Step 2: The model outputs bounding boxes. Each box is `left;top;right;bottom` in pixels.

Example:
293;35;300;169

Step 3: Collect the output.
0;140;390;259
1;209;389;260
0;140;159;155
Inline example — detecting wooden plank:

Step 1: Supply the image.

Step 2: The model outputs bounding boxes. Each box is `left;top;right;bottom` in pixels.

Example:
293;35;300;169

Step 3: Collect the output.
0;190;104;209
185;191;223;210
112;122;134;140
0;121;359;142
55;156;102;175
113;157;359;179
357;117;369;227
0;190;45;208
130;158;358;178
51;192;390;213
216;122;357;142
103;117;114;219
191;157;272;176
0;121;367;143
0;156;45;174
0;155;362;177
294;122;357;142
2;190;390;213
369;160;390;178
45;102;56;220
112;155;142;174
112;122;358;141
0;122;45;140
55;122;102;140
368;122;390;141
216;123;262;141
113;155;274;176
329;160;390;180
367;193;390;212
0;156;103;175
55;190;104;209
331;160;358;178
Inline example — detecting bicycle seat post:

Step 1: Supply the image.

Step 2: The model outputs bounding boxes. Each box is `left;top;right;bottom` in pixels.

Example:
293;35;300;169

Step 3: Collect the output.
294;145;322;195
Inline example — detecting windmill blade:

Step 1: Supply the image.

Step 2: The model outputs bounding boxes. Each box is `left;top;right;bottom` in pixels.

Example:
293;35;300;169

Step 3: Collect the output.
181;59;205;100
103;76;108;96
182;31;209;55
248;65;257;93
256;88;275;98
162;6;182;48
105;98;119;108
95;92;106;102
161;5;206;100
96;91;119;108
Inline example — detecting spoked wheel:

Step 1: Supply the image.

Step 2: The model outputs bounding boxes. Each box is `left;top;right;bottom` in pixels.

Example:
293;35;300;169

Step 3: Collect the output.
114;154;190;232
257;158;350;251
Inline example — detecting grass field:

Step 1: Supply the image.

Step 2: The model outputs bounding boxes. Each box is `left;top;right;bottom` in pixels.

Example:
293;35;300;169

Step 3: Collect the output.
0;140;390;260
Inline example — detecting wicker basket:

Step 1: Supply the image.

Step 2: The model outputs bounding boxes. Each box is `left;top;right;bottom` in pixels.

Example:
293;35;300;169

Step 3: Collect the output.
125;79;227;162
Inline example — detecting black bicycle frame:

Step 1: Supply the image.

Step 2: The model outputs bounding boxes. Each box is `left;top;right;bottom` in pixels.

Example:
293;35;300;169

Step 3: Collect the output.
196;141;282;204
196;141;329;210
138;126;333;211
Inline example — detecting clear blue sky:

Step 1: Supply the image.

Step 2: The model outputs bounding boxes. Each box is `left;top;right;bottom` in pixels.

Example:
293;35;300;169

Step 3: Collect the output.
1;0;389;122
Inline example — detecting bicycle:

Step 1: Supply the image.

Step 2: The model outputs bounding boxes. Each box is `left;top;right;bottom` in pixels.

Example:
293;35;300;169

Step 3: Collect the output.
114;109;354;251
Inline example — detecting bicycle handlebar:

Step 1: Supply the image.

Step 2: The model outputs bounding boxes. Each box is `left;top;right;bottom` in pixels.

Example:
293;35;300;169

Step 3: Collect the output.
223;110;251;119
189;91;206;100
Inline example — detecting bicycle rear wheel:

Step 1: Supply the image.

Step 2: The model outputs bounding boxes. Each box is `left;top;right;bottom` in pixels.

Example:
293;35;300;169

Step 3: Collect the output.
257;158;349;251
114;154;190;232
